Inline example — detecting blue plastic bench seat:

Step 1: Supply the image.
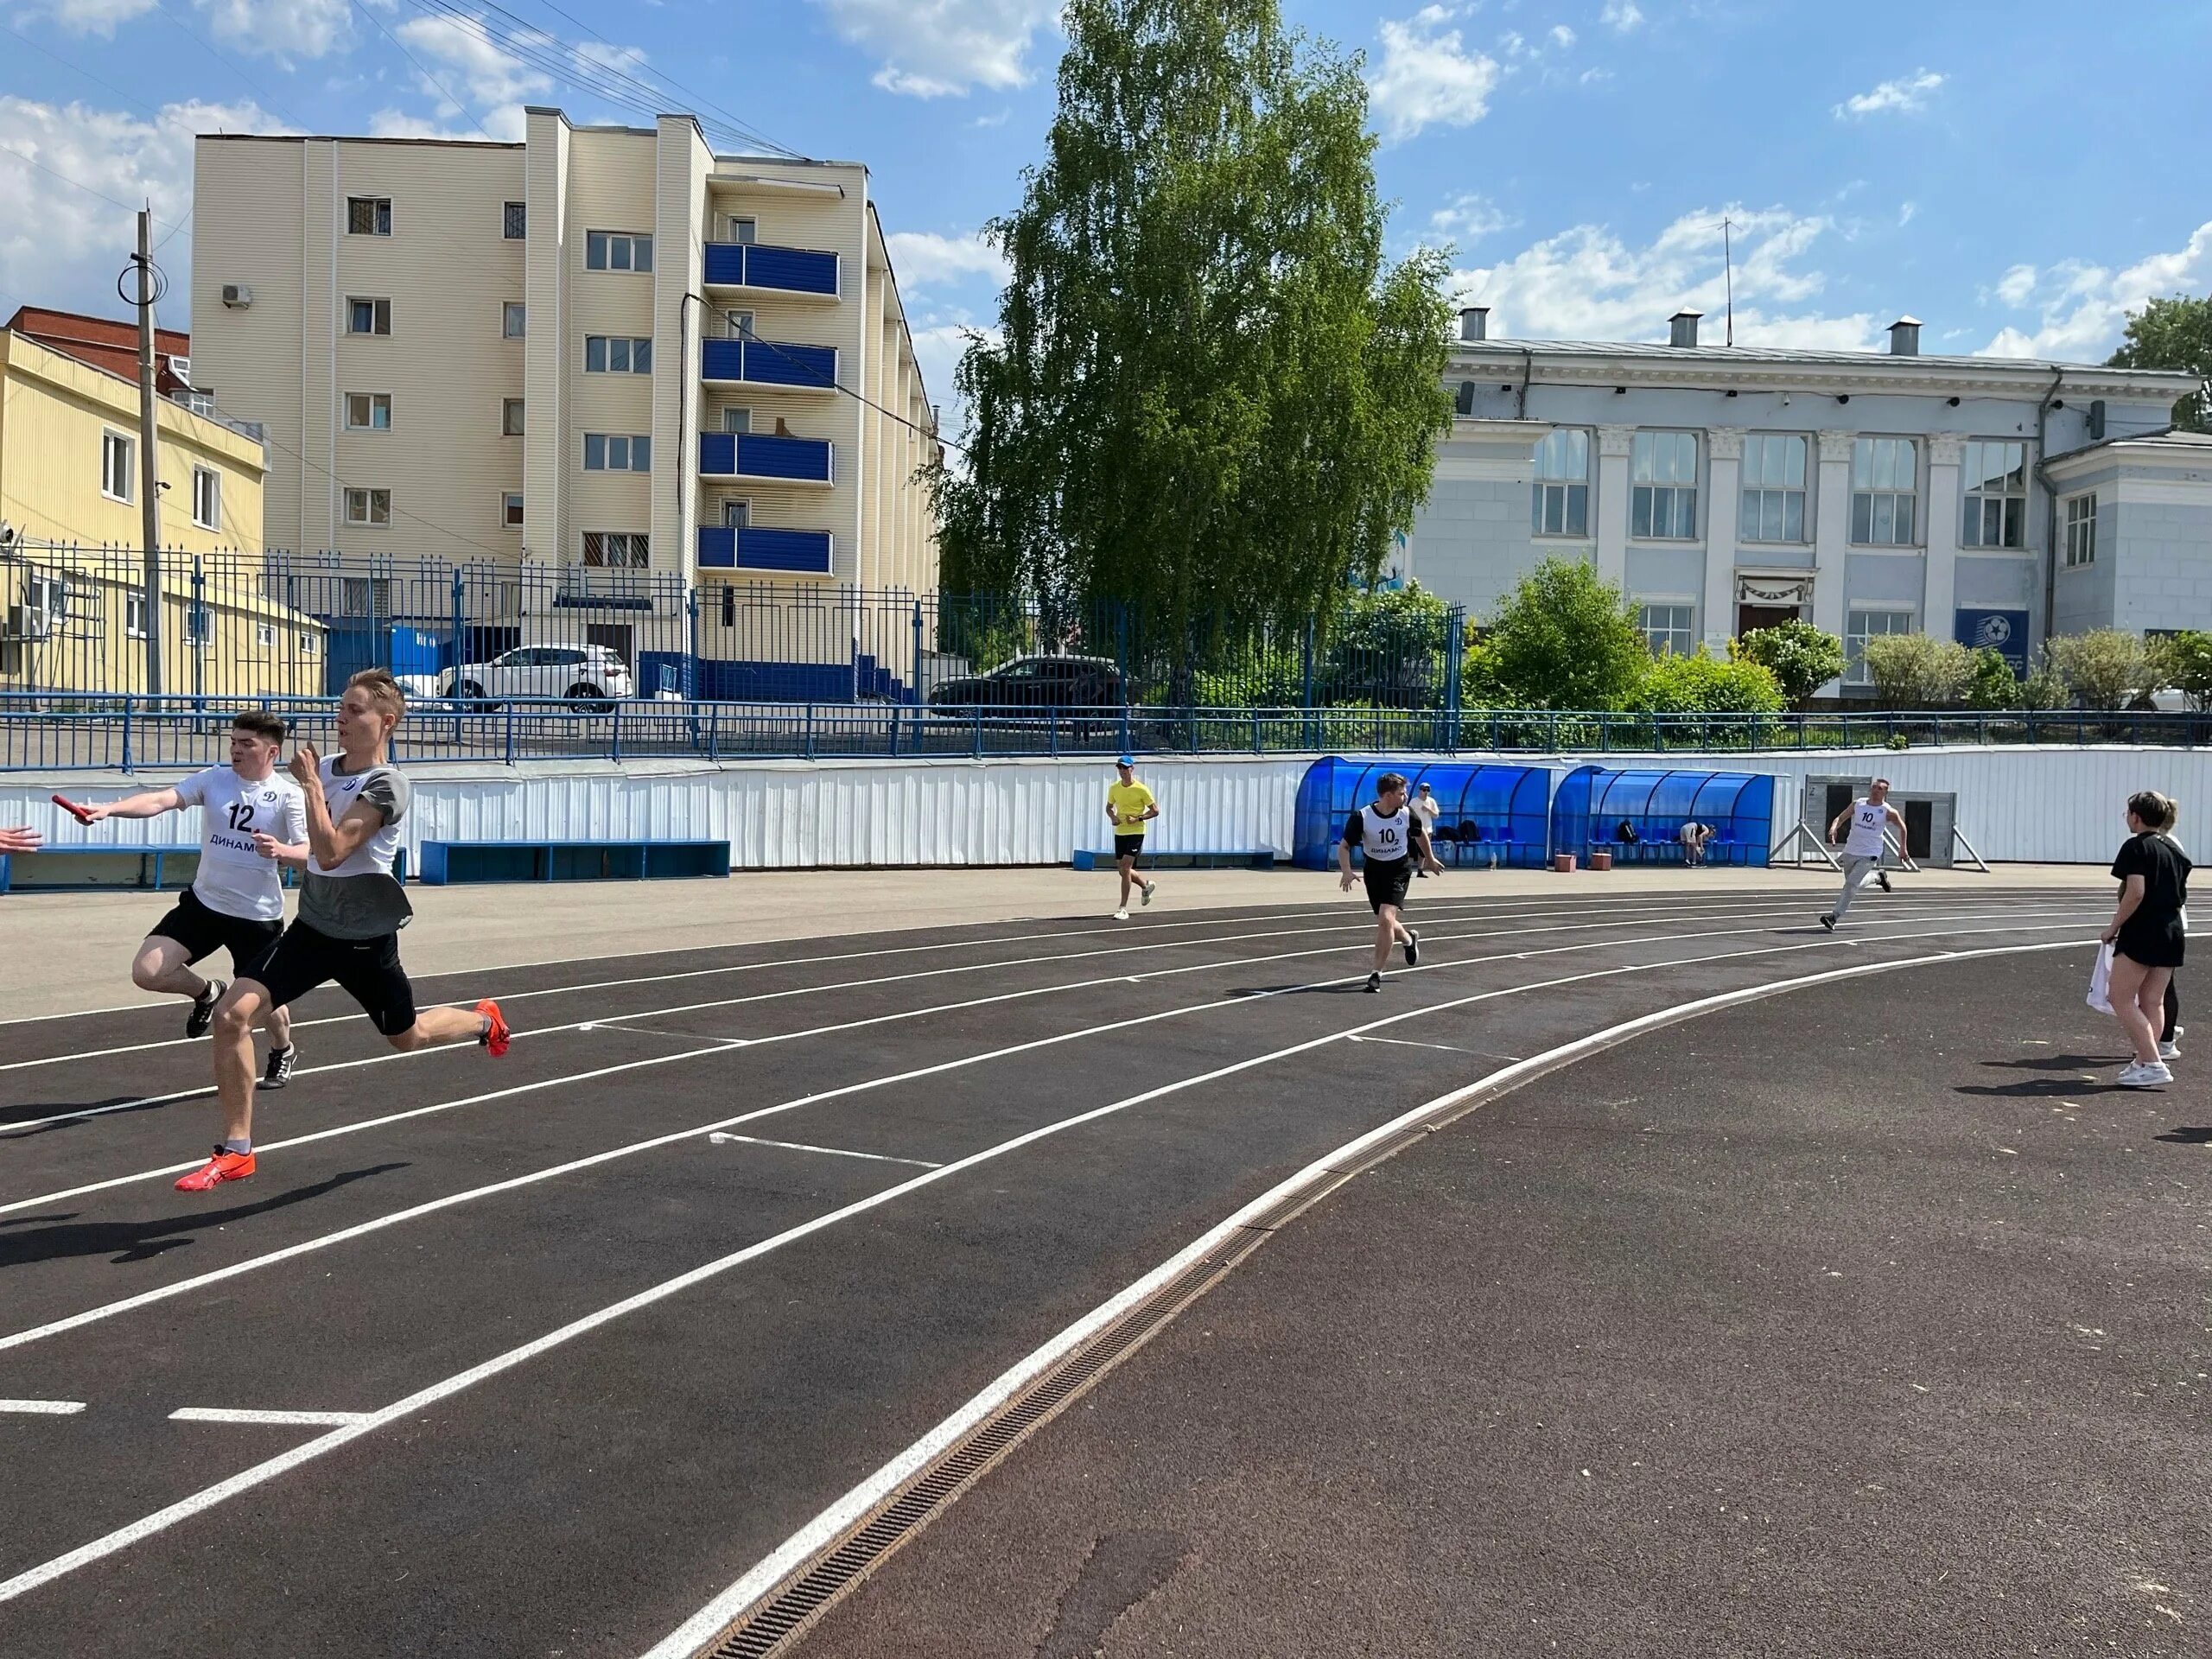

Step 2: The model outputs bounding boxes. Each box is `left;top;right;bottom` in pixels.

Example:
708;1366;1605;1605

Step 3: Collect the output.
1071;848;1274;872
0;845;406;893
418;839;730;885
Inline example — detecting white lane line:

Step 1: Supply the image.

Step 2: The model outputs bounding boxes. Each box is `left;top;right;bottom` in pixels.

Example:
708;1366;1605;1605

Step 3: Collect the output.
706;1133;942;1170
168;1408;371;1427
0;899;2095;1217
637;931;2093;1658
0;928;2093;1611
583;1025;753;1050
0;910;2099;1356
1348;1034;1506;1056
0;1399;86;1415
0;892;2061;1140
0;887;2026;1072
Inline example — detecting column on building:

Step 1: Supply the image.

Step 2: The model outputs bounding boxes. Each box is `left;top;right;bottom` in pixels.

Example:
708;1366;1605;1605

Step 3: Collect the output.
1922;432;1964;646
1594;424;1634;589
1811;429;1855;643
1702;428;1744;649
652;116;711;580
522;110;570;566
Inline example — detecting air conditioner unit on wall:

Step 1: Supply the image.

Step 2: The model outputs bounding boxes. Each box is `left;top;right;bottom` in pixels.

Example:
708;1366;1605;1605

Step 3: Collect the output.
220;284;252;308
3;604;51;641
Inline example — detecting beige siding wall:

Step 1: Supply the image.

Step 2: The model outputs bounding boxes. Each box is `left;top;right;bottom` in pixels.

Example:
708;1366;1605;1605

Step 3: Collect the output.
561;125;660;567
522;110;571;563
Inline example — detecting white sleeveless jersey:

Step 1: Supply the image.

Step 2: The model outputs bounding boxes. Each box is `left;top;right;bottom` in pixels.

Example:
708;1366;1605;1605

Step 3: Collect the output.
1358;803;1413;864
1843;798;1889;858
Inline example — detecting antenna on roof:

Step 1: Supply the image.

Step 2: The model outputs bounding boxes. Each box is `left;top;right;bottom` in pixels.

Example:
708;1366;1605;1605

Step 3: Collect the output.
1723;215;1734;348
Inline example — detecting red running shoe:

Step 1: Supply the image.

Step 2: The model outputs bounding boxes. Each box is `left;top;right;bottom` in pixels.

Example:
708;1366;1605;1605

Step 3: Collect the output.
477;998;510;1058
175;1147;255;1192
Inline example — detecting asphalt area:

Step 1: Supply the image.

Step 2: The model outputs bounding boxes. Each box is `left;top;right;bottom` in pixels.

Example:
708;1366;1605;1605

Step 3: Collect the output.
0;879;2176;1657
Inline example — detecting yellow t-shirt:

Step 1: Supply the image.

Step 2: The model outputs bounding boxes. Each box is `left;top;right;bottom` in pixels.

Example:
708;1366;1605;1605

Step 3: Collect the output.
1108;781;1156;833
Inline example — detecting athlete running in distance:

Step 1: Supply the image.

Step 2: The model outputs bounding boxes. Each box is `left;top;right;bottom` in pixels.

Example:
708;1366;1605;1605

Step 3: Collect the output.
1106;756;1160;920
182;670;510;1192
76;711;309;1084
1819;779;1902;931
1338;771;1443;992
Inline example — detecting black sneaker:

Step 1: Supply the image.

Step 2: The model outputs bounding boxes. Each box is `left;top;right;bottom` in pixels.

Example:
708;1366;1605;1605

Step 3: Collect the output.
1818;913;1836;932
186;979;226;1039
1364;971;1383;993
1876;869;1892;893
1402;930;1421;967
258;1043;297;1090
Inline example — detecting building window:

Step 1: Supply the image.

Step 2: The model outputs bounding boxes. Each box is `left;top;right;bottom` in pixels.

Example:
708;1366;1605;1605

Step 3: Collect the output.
1961;440;2028;549
192;467;219;531
723;308;755;340
346;391;391;430
1530;428;1589;537
101;430;133;501
1846;607;1916;686
582;531;650;567
2064;493;2097;567
721;500;751;528
501;492;524;528
583;434;652;472
302;631;320;657
254;621;276;650
503;200;526;239
584;335;653;373
721;407;753;435
726;215;758;245
502;397;525;436
1630;430;1699;540
1637;602;1694;658
125;592;148;640
347;297;391;336
1739;434;1808;543
346;196;391;236
344;487;391;526
585;231;653;272
1850;437;1919;546
502;302;526;338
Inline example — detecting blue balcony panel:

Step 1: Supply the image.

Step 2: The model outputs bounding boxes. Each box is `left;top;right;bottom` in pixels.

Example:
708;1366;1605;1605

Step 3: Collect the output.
697;431;831;482
696;526;834;575
702;242;840;297
697;338;838;391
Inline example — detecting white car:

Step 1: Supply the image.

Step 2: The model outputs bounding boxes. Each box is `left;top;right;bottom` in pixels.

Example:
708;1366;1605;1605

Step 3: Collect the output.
442;644;634;707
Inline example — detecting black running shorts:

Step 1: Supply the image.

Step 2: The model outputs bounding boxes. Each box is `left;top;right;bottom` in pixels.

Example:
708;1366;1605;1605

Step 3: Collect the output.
1363;857;1414;914
250;920;418;1036
1114;833;1146;860
148;887;284;976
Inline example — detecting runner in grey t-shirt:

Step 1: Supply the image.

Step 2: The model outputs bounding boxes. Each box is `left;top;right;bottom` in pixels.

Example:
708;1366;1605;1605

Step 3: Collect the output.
185;670;512;1193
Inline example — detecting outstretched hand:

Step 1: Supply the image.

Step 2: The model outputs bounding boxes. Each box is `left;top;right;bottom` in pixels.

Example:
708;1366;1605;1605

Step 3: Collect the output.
0;825;41;853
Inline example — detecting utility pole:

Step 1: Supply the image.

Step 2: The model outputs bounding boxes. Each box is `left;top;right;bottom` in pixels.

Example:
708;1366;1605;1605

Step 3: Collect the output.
135;206;164;695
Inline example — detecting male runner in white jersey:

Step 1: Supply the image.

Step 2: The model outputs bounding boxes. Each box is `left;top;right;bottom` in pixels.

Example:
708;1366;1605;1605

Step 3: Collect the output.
1819;777;1904;931
76;711;310;1084
182;670;510;1192
1338;771;1444;992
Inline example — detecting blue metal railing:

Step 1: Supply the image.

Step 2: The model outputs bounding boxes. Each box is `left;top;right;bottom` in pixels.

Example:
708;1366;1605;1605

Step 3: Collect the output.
699;338;838;390
702;242;839;296
697;431;833;482
3;697;2204;773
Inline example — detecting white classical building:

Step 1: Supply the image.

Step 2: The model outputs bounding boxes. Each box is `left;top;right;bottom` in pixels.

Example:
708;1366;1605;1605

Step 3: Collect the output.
1410;308;2210;689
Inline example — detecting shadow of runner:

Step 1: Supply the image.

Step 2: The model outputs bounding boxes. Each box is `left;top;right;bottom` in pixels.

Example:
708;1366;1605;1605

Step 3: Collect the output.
0;1163;409;1267
1977;1053;2129;1071
2155;1127;2212;1144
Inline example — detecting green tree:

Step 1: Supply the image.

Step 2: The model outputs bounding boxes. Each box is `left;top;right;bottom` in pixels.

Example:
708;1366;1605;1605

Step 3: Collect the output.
1471;557;1649;710
1962;645;2022;710
2157;629;2212;709
1626;650;1784;715
1320;582;1452;708
1860;632;1975;709
1732;619;1846;709
2107;293;2212;433
929;0;1454;645
2019;645;2071;712
2046;628;2164;710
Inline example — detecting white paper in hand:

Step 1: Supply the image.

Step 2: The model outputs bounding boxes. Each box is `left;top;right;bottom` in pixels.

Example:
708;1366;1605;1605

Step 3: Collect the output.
2086;943;2114;1015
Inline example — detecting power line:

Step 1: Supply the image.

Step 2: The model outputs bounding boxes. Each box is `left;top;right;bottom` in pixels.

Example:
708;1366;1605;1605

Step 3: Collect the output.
3;24;167;120
346;0;499;143
0;137;188;238
719;307;957;454
150;0;312;130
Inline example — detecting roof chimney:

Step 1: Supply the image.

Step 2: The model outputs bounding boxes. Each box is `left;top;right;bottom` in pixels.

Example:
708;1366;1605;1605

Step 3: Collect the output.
1669;308;1702;348
1459;306;1488;343
1888;315;1922;357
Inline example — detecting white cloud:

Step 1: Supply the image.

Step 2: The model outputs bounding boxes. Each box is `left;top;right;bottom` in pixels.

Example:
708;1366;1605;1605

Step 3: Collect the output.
1580;66;1613;85
574;40;650;78
1981;221;2212;359
1549;25;1577;48
392;13;555;112
1451;206;1882;350
1370;7;1502;143
1897;200;1916;228
1428;193;1516;244
816;0;1056;98
29;0;155;37
1834;68;1944;120
1600;1;1643;32
0;96;288;330
885;230;1010;291
199;0;352;62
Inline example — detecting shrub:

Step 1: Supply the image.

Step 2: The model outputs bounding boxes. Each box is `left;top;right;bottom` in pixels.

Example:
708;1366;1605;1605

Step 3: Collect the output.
1732;620;1846;709
2020;645;2071;711
1477;557;1649;710
1624;649;1785;715
2154;629;2212;710
1861;632;1975;709
2045;629;2164;711
1962;645;2022;710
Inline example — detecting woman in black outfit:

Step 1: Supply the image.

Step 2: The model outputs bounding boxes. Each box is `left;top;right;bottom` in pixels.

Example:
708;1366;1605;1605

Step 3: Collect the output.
2102;790;2189;1087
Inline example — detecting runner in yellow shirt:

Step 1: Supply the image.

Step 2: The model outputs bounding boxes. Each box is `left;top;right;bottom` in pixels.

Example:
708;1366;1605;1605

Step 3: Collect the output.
1105;755;1160;919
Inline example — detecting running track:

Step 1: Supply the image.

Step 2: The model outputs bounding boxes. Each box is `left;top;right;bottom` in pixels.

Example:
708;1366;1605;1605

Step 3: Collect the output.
0;881;2106;1657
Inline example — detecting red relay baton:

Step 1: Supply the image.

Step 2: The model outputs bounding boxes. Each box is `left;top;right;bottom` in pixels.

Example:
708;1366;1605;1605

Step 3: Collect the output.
51;793;97;825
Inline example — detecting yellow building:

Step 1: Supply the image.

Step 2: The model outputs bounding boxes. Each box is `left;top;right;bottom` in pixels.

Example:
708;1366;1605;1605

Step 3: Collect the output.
0;327;323;696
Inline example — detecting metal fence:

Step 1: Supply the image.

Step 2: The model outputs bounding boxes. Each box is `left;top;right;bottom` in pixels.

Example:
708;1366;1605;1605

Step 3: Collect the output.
3;696;2204;774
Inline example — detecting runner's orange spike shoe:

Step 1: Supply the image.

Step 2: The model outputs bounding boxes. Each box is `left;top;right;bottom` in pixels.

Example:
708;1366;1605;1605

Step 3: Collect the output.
477;998;511;1058
175;1147;256;1192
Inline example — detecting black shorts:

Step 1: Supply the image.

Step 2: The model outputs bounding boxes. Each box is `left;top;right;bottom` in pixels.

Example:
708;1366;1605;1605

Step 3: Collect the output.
1114;833;1146;860
148;887;283;976
1363;857;1414;913
249;920;419;1036
2115;918;2185;971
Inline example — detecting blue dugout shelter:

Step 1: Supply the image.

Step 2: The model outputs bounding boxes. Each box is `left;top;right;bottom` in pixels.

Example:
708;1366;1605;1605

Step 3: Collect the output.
1293;758;1553;870
1550;766;1777;867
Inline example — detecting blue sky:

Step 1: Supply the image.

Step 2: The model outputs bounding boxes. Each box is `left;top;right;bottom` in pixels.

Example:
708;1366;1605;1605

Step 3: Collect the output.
3;0;2208;429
